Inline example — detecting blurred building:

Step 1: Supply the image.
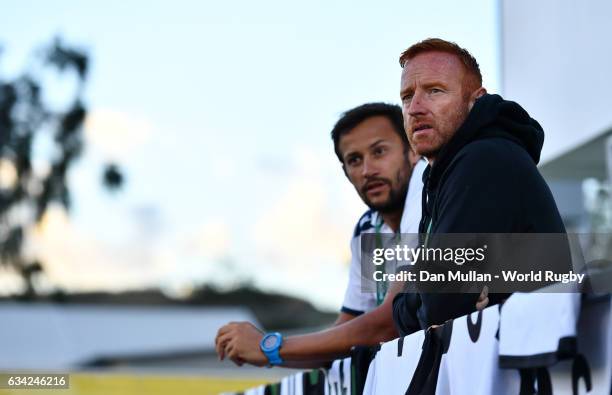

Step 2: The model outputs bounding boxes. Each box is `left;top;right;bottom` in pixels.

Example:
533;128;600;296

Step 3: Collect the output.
0;303;267;376
501;0;612;238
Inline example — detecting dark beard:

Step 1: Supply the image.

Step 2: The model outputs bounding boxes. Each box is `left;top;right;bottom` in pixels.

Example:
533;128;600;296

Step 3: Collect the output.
366;179;408;214
360;154;413;215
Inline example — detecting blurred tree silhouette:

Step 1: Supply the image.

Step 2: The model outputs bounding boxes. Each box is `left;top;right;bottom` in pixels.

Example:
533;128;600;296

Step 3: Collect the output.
0;38;123;298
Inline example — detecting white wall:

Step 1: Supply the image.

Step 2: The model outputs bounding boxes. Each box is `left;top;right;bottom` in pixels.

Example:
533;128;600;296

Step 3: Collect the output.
501;0;612;163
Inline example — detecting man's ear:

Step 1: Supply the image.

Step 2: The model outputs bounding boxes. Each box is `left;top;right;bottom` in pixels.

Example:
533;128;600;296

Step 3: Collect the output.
468;87;487;111
341;164;349;178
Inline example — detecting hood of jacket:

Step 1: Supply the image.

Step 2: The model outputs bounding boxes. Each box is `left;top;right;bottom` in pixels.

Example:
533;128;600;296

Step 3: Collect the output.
427;93;544;190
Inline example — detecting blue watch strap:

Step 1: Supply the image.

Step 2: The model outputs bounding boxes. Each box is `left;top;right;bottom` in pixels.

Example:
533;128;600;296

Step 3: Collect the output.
260;332;283;366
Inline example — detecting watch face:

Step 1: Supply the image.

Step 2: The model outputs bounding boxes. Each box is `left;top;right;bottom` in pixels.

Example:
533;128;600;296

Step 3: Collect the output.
263;335;279;349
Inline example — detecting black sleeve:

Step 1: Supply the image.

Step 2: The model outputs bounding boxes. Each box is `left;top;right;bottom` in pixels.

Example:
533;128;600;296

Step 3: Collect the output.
392;292;423;336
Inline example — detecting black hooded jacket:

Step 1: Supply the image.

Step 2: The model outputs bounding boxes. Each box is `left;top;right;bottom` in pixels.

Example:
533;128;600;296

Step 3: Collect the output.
392;94;567;335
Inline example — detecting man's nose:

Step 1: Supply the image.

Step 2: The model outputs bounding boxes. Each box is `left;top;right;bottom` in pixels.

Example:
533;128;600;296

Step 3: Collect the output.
362;156;379;177
407;91;426;116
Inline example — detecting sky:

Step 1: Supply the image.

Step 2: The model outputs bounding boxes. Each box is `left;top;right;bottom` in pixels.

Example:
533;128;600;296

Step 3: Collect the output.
0;0;500;310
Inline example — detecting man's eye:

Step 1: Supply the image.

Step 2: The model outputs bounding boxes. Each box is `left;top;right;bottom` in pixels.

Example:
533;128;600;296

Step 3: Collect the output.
373;147;386;156
402;94;413;103
430;88;442;94
347;156;361;166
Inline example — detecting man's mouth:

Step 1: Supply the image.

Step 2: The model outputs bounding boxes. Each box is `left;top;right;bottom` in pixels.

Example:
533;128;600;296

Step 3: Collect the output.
364;180;388;195
413;124;433;135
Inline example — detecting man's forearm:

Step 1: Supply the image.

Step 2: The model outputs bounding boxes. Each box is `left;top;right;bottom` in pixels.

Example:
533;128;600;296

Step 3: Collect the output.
279;301;398;362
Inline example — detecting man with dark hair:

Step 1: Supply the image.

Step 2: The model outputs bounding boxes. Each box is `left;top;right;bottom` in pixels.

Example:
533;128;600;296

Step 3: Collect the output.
331;103;422;316
392;38;567;334
215;103;426;367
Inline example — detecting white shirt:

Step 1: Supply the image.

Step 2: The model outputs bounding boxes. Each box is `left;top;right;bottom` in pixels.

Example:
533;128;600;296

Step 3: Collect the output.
362;330;425;395
498;292;580;367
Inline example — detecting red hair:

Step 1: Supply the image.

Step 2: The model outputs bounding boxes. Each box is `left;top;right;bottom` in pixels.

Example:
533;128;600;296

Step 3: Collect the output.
399;38;482;86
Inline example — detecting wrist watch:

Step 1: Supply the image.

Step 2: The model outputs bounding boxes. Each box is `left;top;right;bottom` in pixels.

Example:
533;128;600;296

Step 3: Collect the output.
260;332;284;366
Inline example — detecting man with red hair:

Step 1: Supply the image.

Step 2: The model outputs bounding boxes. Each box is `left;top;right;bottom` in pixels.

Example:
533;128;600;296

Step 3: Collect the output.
392;38;567;334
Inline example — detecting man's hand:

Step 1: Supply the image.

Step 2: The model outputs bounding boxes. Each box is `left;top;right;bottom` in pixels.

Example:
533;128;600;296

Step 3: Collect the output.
475;285;489;310
215;322;268;367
